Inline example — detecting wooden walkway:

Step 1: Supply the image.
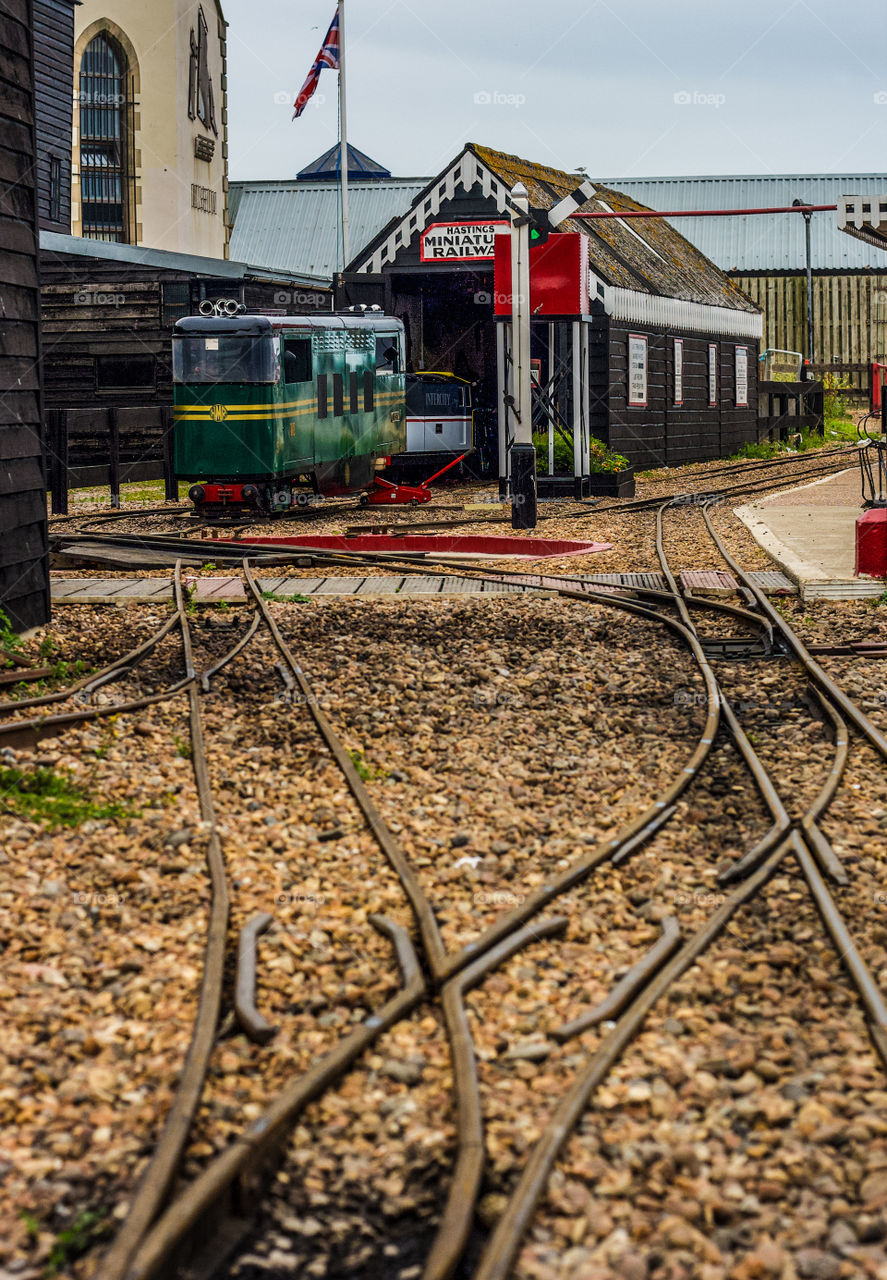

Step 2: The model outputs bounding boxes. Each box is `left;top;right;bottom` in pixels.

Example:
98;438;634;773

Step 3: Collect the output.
50;569;797;605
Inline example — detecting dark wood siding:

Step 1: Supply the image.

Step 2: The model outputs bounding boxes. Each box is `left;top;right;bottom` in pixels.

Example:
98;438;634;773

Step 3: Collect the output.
33;0;74;233
605;320;759;469
0;0;50;630
40;247;331;408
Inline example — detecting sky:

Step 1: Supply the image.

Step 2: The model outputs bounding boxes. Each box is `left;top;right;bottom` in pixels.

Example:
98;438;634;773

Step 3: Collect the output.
223;0;887;184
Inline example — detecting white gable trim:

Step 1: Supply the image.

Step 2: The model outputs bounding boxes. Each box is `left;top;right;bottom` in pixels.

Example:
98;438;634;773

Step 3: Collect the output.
603;285;763;339
353;150;518;274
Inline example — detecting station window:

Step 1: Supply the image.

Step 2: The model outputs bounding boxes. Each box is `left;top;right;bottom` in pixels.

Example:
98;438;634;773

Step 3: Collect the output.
95;353;156;391
49;155;62;224
376;335;400;373
283;338;312;384
708;344;718;406
363;370;374;411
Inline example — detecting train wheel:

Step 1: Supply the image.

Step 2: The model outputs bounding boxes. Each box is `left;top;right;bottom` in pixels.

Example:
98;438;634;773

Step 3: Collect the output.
359;495;369;507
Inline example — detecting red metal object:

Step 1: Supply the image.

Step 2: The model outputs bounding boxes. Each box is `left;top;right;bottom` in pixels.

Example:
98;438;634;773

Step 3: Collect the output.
856;509;887;576
572;204;837;219
872;362;887;412
494;233;588;317
364;451;471;505
215;533;613;559
203;483;246;504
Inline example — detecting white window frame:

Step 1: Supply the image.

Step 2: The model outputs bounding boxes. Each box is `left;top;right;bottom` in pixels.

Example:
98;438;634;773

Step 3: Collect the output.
735;345;749;408
673;338;684;407
627;333;648;408
708;343;718;407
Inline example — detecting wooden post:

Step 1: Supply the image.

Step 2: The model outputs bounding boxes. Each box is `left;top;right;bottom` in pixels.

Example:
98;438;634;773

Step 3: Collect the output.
162;406;178;500
50;409;69;516
108;406;121;508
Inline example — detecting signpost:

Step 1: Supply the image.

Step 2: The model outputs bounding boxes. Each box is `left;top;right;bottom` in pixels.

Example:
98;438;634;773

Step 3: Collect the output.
509;183;537;530
419;220;508;262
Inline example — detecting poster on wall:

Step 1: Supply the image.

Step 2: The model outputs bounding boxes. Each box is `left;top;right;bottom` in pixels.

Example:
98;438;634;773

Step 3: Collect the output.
674;338;684;406
420;221;509;261
708;344;718;406
628;334;648;407
735;346;749;407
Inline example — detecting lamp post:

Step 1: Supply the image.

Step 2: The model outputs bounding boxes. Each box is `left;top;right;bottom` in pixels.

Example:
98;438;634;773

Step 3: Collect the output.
793;197;814;368
509;182;537;530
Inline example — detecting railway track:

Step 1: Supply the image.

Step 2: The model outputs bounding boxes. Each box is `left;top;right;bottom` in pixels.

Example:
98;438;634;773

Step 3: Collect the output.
6;455;887;1278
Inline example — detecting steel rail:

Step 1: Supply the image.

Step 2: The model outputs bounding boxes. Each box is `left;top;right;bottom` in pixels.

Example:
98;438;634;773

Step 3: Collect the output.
701;502;887;762
423;917;568;1280
475;835;796;1280
0;611;182;715
97;564;232;1280
120;916;426;1280
551;916;682;1041
241;558;447;976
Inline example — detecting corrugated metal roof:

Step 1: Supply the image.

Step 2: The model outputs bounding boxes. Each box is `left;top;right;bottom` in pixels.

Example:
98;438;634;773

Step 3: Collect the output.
600;175;887;272
39;229;330;287
228;179;426;280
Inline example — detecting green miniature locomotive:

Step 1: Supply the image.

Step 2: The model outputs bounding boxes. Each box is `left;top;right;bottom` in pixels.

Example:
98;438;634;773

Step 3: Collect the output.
172;312;406;515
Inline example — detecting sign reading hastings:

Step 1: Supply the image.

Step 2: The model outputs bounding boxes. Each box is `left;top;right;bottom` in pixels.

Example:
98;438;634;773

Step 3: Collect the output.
420;220;509;262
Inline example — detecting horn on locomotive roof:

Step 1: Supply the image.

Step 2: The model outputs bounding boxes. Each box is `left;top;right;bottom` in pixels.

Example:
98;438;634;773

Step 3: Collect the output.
197;298;247;317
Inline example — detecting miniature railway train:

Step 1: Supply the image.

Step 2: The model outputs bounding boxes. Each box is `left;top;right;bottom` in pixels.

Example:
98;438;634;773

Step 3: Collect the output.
173;312;408;516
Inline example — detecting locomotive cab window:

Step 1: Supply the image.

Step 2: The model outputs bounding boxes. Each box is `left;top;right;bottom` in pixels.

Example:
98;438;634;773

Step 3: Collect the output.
376;335;400;373
172;334;279;384
283;338;312;384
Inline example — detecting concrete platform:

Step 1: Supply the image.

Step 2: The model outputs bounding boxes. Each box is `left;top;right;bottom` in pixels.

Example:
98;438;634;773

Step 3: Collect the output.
735;467;886;601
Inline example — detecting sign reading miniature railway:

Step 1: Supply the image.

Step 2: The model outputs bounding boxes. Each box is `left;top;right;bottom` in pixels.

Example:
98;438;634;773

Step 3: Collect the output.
420;221;508;262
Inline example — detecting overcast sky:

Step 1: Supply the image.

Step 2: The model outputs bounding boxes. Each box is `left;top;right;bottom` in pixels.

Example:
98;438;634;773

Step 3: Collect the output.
223;0;886;183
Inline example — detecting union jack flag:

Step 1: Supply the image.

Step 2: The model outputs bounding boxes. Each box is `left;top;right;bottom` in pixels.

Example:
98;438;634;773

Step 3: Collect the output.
293;11;339;119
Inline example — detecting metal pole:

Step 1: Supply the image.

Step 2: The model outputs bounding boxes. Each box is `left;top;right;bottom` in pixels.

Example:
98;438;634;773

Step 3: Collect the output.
572;319;582;479
509;182;536;530
338;0;349;268
793;197;814;366
547;321;554;475
805;212;814;365
496;320;508;498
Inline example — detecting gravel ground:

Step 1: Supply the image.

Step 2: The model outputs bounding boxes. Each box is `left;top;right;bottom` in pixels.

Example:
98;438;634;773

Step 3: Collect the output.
5;443;887;1280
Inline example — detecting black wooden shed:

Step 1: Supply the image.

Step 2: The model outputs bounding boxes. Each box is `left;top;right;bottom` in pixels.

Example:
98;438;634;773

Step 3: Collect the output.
0;0;50;631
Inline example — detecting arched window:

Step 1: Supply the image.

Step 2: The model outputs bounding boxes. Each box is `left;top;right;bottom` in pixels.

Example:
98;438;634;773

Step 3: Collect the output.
79;33;132;242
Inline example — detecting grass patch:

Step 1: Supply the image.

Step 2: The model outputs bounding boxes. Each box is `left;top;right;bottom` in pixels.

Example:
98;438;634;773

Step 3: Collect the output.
348;749;387;782
261;591;313;604
726;415;858;461
0;766;130;828
173;735;192;760
46;1210;111;1277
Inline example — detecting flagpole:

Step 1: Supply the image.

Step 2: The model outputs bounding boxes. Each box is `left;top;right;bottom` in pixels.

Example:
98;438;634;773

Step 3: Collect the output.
338;0;349;270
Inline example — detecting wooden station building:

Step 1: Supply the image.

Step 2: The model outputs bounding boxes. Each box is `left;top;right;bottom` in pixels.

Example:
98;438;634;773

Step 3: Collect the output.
0;0;51;631
336;144;763;473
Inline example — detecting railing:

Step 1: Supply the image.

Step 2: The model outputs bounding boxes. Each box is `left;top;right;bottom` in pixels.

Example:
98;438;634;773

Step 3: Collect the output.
756;380;824;442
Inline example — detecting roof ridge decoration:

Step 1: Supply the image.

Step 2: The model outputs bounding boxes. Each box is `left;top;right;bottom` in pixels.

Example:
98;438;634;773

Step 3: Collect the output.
347;143;760;329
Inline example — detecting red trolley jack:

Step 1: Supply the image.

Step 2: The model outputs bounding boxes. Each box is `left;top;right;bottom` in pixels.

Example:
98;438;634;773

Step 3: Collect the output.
360;451;472;506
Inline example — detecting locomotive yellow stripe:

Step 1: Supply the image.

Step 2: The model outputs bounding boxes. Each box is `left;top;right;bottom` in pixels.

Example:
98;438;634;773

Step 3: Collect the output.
174;396;317;413
174;405;318;421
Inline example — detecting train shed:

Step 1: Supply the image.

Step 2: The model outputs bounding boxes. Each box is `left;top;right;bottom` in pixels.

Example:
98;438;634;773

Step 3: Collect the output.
335;144;763;472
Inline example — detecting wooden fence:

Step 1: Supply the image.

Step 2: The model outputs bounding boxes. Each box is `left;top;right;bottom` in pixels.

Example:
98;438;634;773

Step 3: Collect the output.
733;272;887;398
45;405;178;515
756;380;824;441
